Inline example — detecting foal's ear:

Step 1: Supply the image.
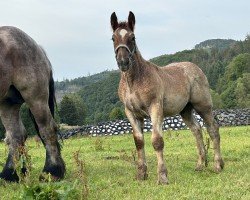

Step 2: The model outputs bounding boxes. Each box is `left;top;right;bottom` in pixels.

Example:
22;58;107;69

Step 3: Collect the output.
128;11;135;32
111;12;118;32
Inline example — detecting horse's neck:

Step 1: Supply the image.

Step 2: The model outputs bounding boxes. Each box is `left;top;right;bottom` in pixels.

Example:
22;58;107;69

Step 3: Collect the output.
122;51;147;89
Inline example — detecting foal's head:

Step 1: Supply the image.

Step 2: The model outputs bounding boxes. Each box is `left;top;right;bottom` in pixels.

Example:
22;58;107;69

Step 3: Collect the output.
110;11;136;72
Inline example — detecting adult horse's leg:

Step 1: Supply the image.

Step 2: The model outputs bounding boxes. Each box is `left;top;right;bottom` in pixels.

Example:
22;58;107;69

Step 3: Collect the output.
180;104;206;171
125;108;147;180
0;103;27;182
28;100;65;180
149;103;168;185
197;108;224;172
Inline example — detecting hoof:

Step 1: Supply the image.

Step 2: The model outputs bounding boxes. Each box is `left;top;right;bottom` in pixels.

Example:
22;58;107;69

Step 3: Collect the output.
157;169;169;185
21;167;27;175
41;163;66;181
136;172;148;180
39;173;61;182
214;159;224;173
195;164;205;171
136;164;147;180
157;175;169;185
0;168;19;182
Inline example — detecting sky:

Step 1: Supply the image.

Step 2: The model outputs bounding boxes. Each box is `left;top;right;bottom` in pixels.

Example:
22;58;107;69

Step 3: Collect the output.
0;0;249;81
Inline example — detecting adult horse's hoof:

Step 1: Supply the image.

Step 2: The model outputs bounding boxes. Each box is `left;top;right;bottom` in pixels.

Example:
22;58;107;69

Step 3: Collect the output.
0;168;19;182
39;173;61;182
41;162;66;181
214;158;224;173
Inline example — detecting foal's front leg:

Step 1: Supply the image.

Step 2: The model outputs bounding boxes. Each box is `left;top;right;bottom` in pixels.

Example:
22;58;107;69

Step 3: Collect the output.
125;108;147;180
150;103;168;185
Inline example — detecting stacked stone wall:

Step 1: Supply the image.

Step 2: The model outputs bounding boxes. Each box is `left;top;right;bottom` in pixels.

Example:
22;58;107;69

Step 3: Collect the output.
61;109;249;139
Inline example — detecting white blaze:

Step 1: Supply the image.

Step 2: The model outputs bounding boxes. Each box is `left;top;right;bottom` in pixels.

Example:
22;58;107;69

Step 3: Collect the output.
119;29;127;38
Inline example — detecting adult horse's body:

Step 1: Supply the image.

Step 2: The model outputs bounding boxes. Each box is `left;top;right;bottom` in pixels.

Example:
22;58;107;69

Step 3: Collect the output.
0;26;65;182
110;12;224;184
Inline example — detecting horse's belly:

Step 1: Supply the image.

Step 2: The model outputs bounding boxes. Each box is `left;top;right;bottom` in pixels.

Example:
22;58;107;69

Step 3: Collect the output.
163;95;188;116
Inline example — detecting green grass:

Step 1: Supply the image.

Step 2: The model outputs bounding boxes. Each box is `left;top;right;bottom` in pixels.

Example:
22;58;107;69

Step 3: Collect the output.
0;126;249;199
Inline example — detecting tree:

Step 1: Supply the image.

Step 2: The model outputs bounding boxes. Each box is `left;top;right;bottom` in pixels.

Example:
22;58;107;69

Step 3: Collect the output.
0;104;38;139
20;104;36;136
59;94;86;126
235;73;250;108
224;53;250;82
210;90;223;109
109;107;125;120
221;82;237;108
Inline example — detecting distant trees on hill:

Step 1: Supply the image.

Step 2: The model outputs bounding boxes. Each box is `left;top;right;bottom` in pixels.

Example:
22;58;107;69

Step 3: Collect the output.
218;53;250;108
194;39;236;50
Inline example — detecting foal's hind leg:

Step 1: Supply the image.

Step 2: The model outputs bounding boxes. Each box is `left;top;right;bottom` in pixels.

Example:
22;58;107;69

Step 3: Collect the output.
125;108;147;180
197;109;224;172
180;105;206;171
0;103;27;182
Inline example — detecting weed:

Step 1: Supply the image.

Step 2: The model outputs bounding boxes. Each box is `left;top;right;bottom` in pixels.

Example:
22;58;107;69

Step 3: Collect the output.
19;179;80;200
94;137;104;151
73;150;89;199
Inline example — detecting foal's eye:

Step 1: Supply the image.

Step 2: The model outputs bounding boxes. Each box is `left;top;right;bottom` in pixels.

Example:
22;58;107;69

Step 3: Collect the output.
131;37;136;41
111;36;115;41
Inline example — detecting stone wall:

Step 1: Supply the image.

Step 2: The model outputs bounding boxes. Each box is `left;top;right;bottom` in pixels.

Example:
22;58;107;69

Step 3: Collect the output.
61;109;249;139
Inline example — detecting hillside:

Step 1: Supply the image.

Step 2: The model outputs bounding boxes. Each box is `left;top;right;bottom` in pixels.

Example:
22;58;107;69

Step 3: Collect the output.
55;70;115;102
55;36;250;124
194;39;236;50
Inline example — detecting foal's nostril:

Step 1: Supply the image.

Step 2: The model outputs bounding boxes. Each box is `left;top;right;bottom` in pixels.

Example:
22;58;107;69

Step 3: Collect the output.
124;59;129;66
118;59;129;67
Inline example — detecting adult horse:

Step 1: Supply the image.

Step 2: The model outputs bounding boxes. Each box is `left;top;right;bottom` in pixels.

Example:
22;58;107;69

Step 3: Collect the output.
110;12;224;184
0;26;65;182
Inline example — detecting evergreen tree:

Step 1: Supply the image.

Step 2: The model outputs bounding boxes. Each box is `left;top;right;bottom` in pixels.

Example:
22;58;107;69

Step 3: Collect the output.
109;107;125;120
59;94;86;126
210;90;223;109
235;74;250;108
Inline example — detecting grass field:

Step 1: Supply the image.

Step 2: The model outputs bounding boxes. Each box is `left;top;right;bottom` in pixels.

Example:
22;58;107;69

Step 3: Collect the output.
0;126;249;200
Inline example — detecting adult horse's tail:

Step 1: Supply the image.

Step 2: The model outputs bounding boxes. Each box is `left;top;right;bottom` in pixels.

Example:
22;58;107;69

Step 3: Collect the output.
48;72;56;118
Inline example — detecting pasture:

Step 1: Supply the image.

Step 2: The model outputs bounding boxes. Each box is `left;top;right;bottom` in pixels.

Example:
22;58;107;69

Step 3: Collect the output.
0;126;249;199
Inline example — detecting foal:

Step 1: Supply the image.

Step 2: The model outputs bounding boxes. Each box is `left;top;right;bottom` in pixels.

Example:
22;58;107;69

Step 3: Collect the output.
110;12;224;184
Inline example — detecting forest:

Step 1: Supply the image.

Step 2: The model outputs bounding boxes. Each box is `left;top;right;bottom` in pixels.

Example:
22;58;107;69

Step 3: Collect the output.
0;37;249;138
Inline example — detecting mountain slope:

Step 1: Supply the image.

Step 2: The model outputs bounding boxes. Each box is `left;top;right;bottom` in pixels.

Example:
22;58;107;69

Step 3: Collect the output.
195;39;236;50
55;36;250;124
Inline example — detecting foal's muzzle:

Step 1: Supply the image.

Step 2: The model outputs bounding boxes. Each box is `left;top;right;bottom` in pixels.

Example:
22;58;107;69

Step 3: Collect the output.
117;59;130;71
115;44;135;72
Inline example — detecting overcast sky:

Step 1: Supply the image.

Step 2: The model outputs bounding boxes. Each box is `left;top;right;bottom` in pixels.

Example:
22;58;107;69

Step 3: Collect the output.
0;0;249;81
